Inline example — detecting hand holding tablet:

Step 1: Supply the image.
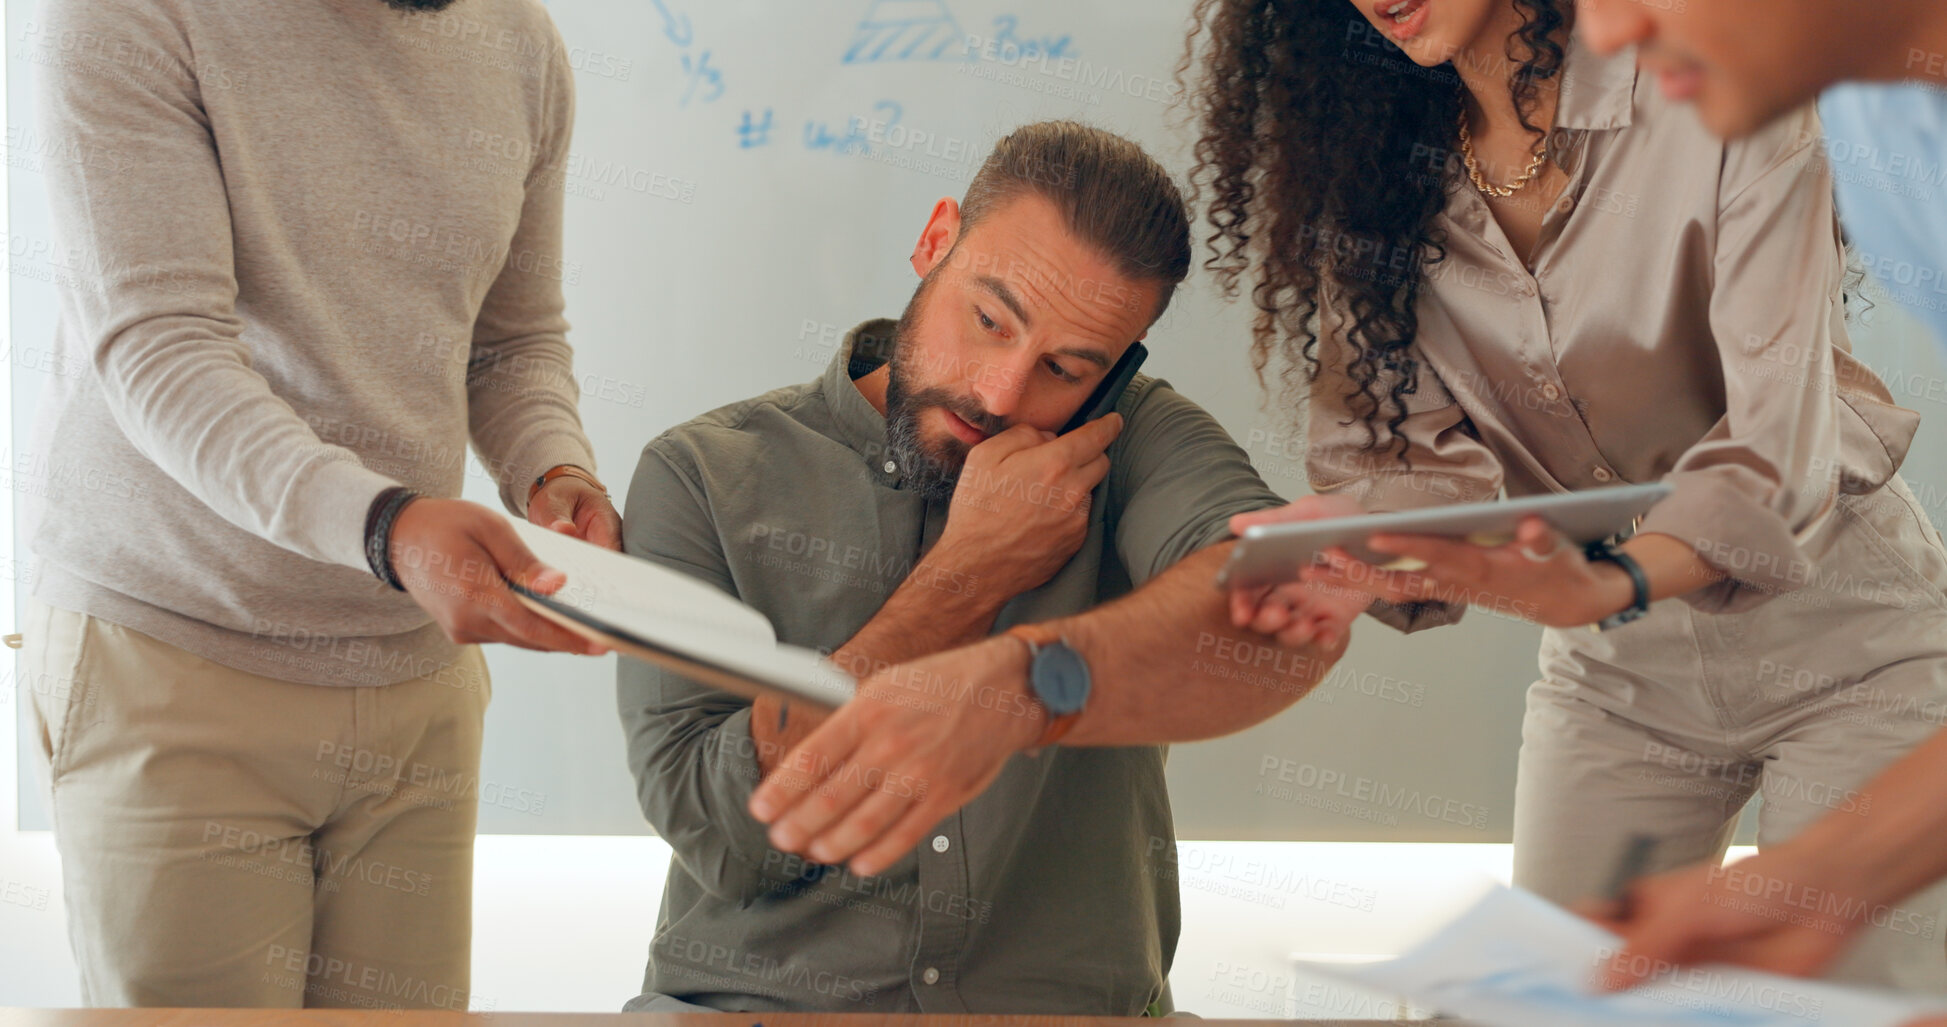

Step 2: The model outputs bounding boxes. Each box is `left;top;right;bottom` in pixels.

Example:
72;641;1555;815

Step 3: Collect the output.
1223;484;1673;642
1220;483;1671;590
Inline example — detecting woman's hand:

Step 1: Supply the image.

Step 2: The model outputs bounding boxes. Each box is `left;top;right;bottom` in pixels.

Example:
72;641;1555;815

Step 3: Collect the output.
1227;496;1377;649
1302;515;1636;629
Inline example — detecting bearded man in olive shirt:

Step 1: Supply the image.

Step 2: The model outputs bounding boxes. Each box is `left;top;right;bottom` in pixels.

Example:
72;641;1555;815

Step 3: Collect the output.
615;122;1314;1014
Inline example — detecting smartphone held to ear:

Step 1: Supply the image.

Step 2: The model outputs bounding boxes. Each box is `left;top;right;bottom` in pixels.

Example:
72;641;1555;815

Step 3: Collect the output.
1061;342;1148;433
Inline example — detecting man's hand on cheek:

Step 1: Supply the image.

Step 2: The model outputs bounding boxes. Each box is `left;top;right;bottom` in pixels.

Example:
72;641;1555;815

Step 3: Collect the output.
748;636;1042;877
930;413;1122;599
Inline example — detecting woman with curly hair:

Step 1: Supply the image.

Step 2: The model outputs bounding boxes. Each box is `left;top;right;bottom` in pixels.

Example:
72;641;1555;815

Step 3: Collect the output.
1200;0;1947;988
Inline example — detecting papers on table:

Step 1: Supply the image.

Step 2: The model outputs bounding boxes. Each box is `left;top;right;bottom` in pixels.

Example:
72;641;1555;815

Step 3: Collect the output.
503;515;855;710
1296;881;1947;1027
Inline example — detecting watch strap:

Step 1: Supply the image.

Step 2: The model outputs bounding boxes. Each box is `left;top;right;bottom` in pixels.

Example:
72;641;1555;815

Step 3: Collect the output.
1584;541;1650;631
1006;621;1066;649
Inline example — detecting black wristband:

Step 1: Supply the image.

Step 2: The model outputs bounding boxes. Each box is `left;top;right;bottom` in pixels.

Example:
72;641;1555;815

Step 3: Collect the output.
363;486;420;591
1584;540;1650;631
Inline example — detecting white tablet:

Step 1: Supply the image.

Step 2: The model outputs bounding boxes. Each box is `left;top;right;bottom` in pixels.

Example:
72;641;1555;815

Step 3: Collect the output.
1216;482;1672;590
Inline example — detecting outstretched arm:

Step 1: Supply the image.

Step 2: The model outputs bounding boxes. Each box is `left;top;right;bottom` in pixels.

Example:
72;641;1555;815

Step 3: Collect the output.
747;540;1351;876
1060;543;1349;745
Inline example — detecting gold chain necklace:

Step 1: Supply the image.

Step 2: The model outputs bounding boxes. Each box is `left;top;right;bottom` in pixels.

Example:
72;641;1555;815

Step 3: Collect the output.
1456;109;1547;198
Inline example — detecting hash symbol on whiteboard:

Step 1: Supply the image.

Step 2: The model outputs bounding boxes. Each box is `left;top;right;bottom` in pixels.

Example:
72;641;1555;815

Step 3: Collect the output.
843;0;970;64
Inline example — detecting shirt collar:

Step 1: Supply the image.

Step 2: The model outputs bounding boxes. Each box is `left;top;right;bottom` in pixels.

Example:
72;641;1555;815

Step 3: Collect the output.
820;317;899;466
1553;34;1638;132
1440;36;1637;239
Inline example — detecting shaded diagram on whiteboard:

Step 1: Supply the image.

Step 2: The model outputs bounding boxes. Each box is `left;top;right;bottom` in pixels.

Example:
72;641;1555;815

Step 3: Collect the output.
842;0;970;64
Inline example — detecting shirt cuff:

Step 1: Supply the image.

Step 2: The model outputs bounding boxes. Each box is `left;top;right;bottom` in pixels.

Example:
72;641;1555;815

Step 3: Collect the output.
1366;598;1466;634
1637;469;1816;614
677;706;798;906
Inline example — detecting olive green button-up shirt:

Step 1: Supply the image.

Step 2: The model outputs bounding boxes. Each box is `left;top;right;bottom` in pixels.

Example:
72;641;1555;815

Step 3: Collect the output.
616;320;1283;1014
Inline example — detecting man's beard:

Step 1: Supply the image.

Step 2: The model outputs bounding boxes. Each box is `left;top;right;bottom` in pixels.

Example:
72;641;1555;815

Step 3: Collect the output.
883;284;1006;503
383;0;461;11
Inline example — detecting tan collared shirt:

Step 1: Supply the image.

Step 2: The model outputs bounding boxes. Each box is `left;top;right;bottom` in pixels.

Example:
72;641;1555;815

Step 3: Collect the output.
1308;37;1920;630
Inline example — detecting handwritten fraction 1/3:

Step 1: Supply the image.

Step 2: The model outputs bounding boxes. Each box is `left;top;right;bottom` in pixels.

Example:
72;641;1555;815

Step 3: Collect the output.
649;0;725;107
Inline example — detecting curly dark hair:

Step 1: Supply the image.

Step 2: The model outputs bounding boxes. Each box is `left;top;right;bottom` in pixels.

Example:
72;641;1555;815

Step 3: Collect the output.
1185;0;1570;462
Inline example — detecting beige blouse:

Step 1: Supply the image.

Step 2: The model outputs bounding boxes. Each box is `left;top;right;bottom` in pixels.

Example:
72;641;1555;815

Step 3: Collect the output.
1307;35;1920;631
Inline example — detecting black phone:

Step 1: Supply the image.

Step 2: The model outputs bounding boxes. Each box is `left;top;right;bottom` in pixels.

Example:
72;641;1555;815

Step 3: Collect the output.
1060;341;1147;434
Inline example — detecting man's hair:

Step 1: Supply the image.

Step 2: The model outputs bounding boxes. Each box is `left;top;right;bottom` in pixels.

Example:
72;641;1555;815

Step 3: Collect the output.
958;121;1191;321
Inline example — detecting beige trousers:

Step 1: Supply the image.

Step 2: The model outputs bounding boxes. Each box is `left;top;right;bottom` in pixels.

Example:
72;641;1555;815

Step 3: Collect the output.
1514;482;1947;991
21;600;490;1008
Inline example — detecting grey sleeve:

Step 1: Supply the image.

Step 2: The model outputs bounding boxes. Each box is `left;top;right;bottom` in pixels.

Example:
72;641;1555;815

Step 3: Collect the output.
615;442;781;906
35;0;395;569
466;30;597;514
1108;380;1285;586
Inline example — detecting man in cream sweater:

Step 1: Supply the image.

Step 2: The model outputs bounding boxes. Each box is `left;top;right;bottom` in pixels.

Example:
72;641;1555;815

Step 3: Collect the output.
19;0;612;1008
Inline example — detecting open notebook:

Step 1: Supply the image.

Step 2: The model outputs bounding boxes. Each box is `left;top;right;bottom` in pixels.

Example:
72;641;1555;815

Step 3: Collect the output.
500;514;855;711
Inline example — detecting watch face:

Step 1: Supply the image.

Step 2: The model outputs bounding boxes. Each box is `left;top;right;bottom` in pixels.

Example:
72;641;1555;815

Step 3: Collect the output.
1032;640;1090;716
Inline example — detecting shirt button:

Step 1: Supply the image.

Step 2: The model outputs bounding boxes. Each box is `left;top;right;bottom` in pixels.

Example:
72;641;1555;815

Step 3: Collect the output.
1593;467;1614;482
922;967;940;985
931;835;949;853
1539;384;1560;401
883;460;897;474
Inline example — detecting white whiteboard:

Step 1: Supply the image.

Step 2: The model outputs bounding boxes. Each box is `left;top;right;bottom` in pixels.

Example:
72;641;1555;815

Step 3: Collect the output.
13;0;1947;841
